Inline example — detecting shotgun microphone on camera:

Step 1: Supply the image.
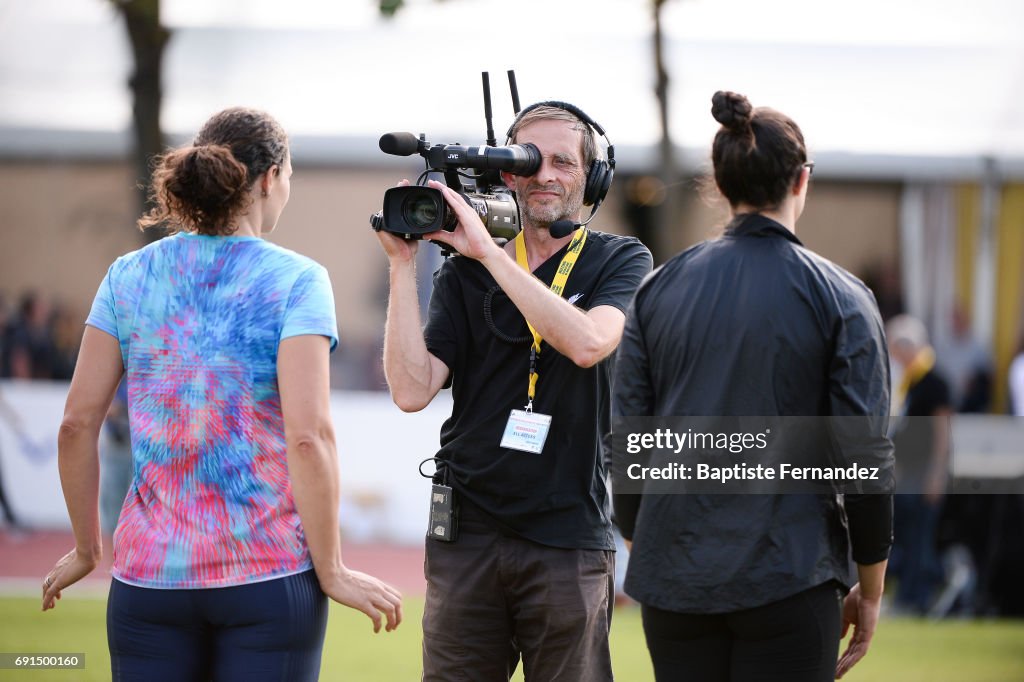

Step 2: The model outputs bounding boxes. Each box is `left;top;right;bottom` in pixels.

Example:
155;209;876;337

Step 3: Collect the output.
378;132;424;157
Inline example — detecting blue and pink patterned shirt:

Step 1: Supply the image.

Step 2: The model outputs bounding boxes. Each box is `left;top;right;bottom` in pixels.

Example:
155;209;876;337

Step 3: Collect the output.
87;232;338;589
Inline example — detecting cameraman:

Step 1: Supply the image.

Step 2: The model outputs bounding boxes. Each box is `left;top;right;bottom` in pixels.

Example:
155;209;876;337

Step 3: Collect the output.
376;103;652;680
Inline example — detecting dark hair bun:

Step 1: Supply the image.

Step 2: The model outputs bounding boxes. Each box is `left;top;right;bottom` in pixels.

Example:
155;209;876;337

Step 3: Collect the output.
153;143;250;232
709;92;807;210
711;91;753;132
172;144;248;204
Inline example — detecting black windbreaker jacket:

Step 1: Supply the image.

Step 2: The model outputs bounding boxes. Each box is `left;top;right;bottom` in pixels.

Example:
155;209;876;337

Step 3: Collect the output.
612;213;894;613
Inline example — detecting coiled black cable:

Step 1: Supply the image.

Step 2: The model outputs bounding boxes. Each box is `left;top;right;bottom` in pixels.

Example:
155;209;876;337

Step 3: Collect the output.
482;284;533;345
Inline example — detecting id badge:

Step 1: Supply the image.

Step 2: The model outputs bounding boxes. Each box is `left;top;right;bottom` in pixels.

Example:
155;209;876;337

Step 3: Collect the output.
499;409;552;454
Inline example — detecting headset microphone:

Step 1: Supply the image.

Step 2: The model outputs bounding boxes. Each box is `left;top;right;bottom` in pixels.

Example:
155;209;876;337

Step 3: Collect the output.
548;220;576;239
548;197;605;238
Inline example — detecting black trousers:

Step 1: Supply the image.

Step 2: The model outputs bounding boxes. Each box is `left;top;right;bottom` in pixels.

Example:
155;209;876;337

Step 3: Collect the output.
641;580;844;682
422;500;614;681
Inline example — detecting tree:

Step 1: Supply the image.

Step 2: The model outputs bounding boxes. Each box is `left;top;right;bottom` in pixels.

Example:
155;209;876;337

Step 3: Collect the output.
649;0;679;263
110;0;170;240
379;0;406;17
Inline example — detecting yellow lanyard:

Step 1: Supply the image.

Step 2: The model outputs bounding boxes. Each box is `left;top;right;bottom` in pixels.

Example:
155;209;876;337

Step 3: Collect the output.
513;227;588;411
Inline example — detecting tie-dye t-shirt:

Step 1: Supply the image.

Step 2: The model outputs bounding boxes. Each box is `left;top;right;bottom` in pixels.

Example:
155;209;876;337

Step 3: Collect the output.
86;232;338;589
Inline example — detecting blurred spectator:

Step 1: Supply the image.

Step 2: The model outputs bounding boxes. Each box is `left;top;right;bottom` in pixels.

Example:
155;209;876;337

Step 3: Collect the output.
49;303;82;380
2;291;57;379
99;380;132;536
934;303;992;413
1010;334;1024;416
886;314;953;615
861;259;905;322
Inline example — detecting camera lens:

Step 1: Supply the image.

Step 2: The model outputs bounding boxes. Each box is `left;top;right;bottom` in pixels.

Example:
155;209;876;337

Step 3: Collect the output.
403;193;440;230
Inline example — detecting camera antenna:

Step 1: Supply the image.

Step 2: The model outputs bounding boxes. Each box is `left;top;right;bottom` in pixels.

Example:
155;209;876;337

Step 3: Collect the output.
508;70;521;114
482;72;497;148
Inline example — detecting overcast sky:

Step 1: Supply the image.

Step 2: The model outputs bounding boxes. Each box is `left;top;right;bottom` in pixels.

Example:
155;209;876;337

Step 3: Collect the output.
2;0;1023;162
162;0;1021;45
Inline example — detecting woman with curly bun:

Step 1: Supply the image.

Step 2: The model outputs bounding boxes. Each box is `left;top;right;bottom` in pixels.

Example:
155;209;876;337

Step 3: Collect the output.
41;107;401;681
613;92;893;681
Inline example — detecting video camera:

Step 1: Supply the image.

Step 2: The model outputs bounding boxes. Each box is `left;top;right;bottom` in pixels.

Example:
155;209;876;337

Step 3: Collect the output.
370;72;533;242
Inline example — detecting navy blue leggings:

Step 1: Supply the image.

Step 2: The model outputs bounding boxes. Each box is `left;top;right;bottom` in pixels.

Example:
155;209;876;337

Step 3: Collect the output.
107;569;327;682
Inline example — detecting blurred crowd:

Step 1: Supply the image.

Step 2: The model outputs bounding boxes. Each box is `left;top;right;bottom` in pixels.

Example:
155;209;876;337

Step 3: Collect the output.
0;290;83;381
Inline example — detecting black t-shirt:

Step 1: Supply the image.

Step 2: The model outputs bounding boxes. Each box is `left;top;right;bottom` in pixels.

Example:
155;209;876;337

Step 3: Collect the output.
424;230;652;550
903;369;951;418
893;368;952;489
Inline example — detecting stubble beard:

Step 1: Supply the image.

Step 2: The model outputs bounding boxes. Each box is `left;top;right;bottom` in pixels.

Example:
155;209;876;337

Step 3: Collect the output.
521;186;585;231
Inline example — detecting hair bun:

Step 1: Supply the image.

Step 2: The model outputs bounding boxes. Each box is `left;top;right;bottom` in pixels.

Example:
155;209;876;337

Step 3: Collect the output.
711;91;753;132
185;143;234;167
164;143;248;213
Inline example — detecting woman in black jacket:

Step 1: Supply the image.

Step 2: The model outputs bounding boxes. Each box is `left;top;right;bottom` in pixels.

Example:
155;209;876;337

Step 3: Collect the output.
613;91;893;682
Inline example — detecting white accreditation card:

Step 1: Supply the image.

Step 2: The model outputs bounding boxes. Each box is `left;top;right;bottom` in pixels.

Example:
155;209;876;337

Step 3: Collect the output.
499;409;553;454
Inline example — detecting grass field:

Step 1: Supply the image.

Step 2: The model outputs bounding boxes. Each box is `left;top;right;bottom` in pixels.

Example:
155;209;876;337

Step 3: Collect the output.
1;594;1022;681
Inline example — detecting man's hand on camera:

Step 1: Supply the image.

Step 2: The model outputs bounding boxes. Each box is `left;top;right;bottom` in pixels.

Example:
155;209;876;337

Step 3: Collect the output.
425;180;504;262
375;179;419;264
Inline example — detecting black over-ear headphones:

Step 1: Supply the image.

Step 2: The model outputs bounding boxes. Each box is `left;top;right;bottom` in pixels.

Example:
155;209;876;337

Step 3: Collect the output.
505;100;615;208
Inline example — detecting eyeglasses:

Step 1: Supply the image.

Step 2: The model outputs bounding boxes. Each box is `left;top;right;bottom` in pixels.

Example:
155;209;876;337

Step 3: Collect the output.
803;161;815;177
